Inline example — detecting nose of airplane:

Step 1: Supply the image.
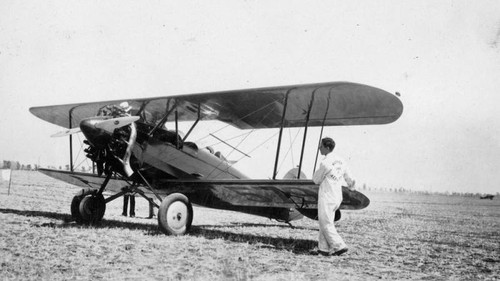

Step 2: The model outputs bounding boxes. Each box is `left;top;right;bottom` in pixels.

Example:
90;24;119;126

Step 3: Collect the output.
80;117;112;149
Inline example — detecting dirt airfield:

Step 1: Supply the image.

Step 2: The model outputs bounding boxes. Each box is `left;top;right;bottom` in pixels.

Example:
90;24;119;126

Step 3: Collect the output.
1;171;499;280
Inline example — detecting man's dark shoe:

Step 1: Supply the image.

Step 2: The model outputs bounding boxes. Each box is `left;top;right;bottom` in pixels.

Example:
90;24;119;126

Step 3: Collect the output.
319;248;348;256
332;248;348;256
309;248;320;255
318;250;330;256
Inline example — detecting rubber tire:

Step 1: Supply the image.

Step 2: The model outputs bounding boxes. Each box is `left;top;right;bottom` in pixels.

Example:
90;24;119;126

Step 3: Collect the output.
70;188;106;224
71;188;92;223
158;193;193;235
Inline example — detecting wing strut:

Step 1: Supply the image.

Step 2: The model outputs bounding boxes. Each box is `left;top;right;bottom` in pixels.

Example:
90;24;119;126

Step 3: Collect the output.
68;106;81;172
69;108;74;172
313;88;332;174
148;99;175;137
135;169;163;202
297;87;318;179
175;109;179;149
182;103;201;142
272;89;293;179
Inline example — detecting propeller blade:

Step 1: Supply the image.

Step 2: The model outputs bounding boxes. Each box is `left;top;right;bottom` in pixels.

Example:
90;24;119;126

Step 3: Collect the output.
51;127;81;138
94;116;140;133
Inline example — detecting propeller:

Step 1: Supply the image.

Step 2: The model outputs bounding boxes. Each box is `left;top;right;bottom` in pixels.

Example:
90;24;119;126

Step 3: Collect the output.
51;127;82;138
51;116;140;137
94;116;140;133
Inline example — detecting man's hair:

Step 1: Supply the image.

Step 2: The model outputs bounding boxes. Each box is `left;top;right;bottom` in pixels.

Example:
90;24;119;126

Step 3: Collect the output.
321;137;335;151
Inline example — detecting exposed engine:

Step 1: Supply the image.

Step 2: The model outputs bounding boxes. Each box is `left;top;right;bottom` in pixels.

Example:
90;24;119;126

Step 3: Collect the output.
82;104;137;177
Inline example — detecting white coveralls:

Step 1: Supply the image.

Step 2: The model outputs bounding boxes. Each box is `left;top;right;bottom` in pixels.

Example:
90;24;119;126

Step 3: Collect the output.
313;152;355;253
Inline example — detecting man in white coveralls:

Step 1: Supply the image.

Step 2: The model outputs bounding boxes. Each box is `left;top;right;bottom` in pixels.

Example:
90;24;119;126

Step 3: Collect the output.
312;137;355;256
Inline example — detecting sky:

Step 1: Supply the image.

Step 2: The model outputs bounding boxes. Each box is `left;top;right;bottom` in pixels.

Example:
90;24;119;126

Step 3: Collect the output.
1;1;499;194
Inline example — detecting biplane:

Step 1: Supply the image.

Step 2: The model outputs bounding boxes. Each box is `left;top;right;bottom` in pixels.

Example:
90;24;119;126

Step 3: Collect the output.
30;82;403;235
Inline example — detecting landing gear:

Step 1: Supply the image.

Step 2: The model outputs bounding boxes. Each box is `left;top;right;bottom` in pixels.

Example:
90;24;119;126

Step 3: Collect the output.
158;193;193;235
70;188;106;224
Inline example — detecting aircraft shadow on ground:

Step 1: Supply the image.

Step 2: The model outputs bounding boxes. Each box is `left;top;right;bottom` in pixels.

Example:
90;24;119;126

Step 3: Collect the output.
190;225;316;254
199;222;317;231
0;208;316;254
0;208;159;234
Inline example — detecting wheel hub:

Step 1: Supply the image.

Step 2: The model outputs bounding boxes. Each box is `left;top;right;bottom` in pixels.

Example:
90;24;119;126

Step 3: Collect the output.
166;201;188;231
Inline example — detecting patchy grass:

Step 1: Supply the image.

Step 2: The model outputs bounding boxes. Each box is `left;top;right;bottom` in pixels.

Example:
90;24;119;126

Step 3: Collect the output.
1;171;499;280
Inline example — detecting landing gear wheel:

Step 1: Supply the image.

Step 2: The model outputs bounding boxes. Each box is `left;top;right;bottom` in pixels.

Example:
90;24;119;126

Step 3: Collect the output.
70;188;106;224
158;193;193;235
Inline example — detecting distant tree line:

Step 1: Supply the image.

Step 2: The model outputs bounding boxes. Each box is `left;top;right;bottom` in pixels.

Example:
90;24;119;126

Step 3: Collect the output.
1;160;91;173
360;183;499;198
1;160;39;171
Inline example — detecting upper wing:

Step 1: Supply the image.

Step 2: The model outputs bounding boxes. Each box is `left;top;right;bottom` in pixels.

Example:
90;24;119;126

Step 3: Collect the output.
30;81;403;130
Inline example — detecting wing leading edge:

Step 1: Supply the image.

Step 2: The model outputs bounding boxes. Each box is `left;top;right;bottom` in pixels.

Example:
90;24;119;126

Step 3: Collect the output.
30;81;403;130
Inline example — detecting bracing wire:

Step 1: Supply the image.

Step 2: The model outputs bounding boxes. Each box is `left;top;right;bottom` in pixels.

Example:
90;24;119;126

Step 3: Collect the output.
73;133;83;169
73;133;93;172
205;130;255;178
194;100;279;145
276;128;301;177
207;104;277;157
225;130;254;159
207;130;280;179
288;128;295;165
202;131;254;150
195;99;283;178
212;96;286;176
209;98;280;152
232;130;279;164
